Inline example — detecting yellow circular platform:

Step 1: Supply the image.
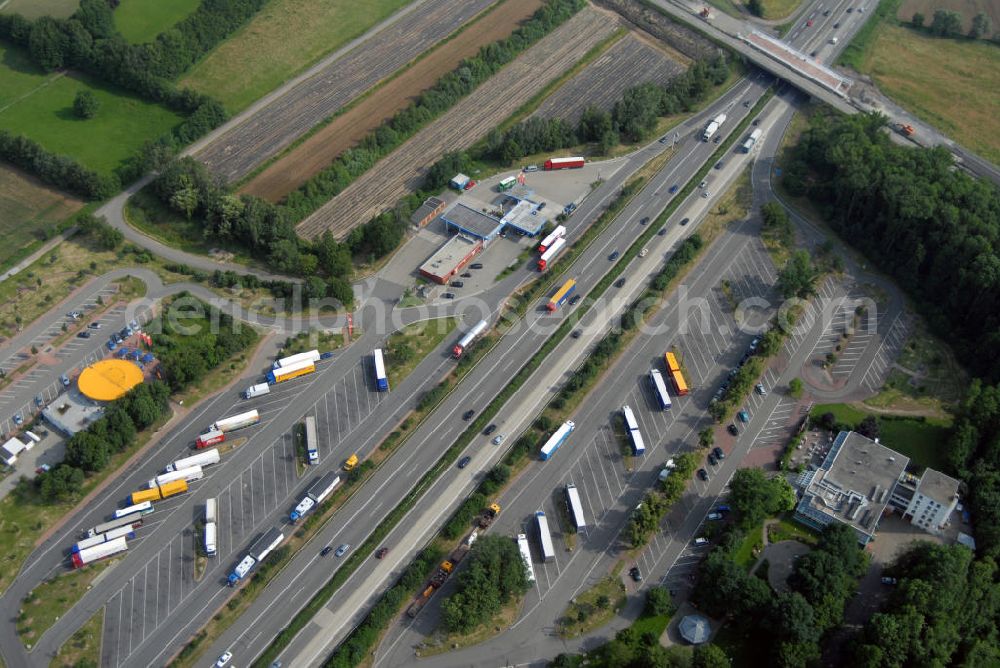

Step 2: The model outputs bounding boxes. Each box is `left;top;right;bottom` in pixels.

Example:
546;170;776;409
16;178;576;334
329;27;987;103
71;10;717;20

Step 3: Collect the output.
77;359;144;402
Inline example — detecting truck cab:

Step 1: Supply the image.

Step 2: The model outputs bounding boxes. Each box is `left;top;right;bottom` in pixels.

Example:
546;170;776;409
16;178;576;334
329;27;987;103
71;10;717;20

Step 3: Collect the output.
343;454;358;471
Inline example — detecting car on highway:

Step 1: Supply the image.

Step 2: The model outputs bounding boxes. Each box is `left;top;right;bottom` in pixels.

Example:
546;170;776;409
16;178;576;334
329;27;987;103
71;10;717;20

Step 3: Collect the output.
458;456;472;469
321;546;333;556
702;190;711;198
640;216;649;225
639;248;648;258
484;424;497;436
658;228;667;236
450;281;464;288
492;433;506;445
470;263;483;269
335;544;350;557
698;180;707;188
680;217;690;226
727;424;739;436
659;136;669;144
708;453;718;466
608;250;620;261
87;322;101;329
462;409;475;421
694;537;709;546
756;382;766;395
215;651;233;667
629;566;642;582
738;410;750;423
77;330;91;339
823;8;830;15
743;99;752;107
614;277;626;288
846;7;853;12
442;292;455;299
833;21;840;27
61;373;70;386
713;446;725;460
708;512;723;521
713;135;722;144
805;19;814;26
669;184;679;194
752;118;760;126
569;294;581;305
697;468;708;481
571;330;582;339
376;547;389;559
715;160;724;170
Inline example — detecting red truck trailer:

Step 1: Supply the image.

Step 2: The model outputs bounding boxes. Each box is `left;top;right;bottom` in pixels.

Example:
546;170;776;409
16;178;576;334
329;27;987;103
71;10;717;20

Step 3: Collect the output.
544;157;585;170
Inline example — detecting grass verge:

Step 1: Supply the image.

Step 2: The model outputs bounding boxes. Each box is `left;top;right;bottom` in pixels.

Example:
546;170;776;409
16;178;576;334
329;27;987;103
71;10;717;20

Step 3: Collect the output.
558;563;628;638
417;596;523;656
16;558;114;647
766;515;820;546
385;318;458;390
50;606;103;667
113;0;201;43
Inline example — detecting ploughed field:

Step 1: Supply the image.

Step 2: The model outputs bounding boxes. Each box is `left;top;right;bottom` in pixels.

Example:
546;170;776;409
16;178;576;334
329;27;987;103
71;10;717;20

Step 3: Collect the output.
532;32;686;123
297;7;620;240
193;0;496;184
242;0;546;202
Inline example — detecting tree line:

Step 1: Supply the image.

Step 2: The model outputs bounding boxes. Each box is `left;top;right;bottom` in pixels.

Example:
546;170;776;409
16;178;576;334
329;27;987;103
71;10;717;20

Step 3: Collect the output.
483;55;731;163
0;130;117;200
910;8;995;41
440;534;532;634
785;112;1000;383
0;0;256;191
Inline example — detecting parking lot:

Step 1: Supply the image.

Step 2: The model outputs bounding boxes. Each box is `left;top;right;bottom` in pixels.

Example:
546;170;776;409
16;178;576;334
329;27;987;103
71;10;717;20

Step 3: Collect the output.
97;356;398;668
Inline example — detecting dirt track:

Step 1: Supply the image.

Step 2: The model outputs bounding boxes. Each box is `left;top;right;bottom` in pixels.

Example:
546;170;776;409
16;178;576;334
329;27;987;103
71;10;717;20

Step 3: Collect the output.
296;7;620;240
194;0;496;184
532;32;687;123
242;0;545;201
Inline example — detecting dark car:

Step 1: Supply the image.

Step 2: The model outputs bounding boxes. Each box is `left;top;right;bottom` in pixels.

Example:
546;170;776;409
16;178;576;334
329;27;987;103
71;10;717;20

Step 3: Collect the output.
321;546;333;556
87;322;101;329
608;250;620;261
714;160;724;170
461;272;472;278
752;118;760;126
571;330;582;339
484;424;497;436
614;277;626;288
442;292;455;299
462;409;475;421
537;202;546;211
708;453;718;466
470;263;483;269
727;424;739;436
450;281;464;288
569;294;581;305
823;9;831;15
713;446;725;460
669;184;679;194
77;331;91;339
640;217;649;225
34;394;44;407
376;547;389;559
697;468;709;481
458;456;472;469
658;228;667;236
680;217;690;226
320;351;335;360
810;50;818;57
629;566;643;582
834;21;841;27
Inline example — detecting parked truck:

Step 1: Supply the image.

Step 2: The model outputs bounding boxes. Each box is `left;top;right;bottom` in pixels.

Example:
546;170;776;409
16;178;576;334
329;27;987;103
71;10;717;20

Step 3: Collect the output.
195;429;225;449
266;358;315;384
72;524;136;554
148;465;203;489
211;410;260;434
289;472;342;521
71;535;128;568
702;113;727;141
406;532;479;618
741;128;763;153
166;448;220;472
242;383;270;400
205;498;217;557
272;350;320;369
543;157;585;170
130;479;188;505
227;527;284;585
452;319;489;358
477;503;501;529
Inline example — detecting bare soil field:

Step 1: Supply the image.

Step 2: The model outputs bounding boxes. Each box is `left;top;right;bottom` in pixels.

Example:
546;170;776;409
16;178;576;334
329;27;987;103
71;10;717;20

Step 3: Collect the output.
897;0;1000;31
532;32;686;123
595;0;718;60
0;164;82;269
296;7;620;240
242;0;545;201
193;0;496;184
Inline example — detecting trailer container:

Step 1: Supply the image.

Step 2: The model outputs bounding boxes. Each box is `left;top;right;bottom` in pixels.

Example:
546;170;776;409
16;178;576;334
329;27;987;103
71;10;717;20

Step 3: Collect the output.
148;465;203;489
72;525;136;554
543;157;585;170
539;421;575;461
228;528;285;585
206;498;217;523
452;319;489;358
289;471;342;521
536;511;556;563
167;448;221;472
86;515;143;538
537;225;566;253
741;128;763;153
566;484;586;531
243;383;270;399
212;410;261;434
517;534;536;582
272;350;320;369
114;501;153;519
373;349;389;391
547;279;577;312
72;536;127;568
204;522;217;557
665;352;689;396
129;487;162;505
304;416;319;464
537;236;567;271
266;359;315;384
195;429;225;449
622;404;646;456
702;113;727;142
649;369;672;410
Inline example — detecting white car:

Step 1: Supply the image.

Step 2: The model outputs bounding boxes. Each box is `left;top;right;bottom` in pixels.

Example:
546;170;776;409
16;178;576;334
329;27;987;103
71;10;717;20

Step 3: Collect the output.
708;512;723;521
216;651;233;667
702;190;711;198
639;248;648;257
698;180;707;188
492;434;506;445
694;537;709;546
